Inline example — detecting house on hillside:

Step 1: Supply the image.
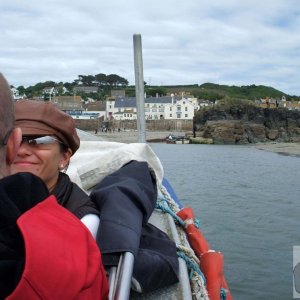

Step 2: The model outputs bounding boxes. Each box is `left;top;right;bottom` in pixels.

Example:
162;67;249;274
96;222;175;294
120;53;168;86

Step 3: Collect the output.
42;87;58;100
83;101;106;119
53;95;83;117
111;89;126;98
73;86;99;94
11;87;25;100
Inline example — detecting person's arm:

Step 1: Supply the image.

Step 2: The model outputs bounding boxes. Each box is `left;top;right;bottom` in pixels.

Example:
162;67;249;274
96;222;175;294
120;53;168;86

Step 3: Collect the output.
80;214;100;239
90;160;158;264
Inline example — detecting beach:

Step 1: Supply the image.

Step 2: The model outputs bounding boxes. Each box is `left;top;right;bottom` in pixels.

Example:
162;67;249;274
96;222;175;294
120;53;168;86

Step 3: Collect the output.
87;130;300;157
255;142;300;157
91;130;180;143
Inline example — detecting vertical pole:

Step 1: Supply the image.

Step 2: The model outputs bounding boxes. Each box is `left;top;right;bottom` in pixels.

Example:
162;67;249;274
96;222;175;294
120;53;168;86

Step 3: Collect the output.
133;34;146;143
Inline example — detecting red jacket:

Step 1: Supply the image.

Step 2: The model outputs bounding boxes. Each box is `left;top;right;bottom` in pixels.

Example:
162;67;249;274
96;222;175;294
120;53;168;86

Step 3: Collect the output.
7;196;108;299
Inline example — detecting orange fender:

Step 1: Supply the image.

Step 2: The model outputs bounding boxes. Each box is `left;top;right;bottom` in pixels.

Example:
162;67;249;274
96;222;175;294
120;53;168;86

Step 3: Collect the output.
177;208;232;300
177;207;210;258
185;223;210;258
200;251;232;300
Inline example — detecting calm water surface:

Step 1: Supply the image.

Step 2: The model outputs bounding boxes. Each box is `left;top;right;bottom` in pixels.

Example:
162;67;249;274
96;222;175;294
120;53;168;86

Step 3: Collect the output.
149;143;300;300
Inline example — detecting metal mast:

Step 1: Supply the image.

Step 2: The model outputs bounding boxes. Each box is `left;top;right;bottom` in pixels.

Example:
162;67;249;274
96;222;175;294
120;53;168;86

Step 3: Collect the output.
133;34;146;143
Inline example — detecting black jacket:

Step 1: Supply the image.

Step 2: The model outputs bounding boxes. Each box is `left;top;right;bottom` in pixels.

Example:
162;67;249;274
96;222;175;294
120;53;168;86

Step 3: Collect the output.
90;160;179;292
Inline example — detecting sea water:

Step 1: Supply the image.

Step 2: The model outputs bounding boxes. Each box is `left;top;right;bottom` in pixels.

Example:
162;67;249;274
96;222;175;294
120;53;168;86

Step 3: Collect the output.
149;143;300;300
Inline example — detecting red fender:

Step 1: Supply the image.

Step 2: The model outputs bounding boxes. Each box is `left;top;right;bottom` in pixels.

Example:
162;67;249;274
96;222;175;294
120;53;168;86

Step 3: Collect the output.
177;207;232;300
177;207;210;258
200;252;232;300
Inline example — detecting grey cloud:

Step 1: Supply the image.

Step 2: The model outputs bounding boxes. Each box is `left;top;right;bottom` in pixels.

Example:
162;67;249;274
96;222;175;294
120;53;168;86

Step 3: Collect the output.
0;0;299;95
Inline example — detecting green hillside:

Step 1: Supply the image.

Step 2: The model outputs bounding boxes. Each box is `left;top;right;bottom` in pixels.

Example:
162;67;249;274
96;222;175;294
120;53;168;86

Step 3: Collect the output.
161;83;296;101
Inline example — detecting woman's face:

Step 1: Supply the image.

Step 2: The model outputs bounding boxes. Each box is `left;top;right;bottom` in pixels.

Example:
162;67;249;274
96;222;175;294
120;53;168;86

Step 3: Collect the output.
10;135;72;191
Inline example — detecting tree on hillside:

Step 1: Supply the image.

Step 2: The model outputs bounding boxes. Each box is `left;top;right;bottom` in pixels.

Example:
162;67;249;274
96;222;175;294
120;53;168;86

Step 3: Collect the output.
64;82;74;91
76;75;95;86
95;73;107;86
106;74;128;87
17;85;26;95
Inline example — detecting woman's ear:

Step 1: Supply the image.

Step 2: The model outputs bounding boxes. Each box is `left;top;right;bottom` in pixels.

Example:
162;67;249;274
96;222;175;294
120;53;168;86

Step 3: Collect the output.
61;148;72;167
6;127;22;165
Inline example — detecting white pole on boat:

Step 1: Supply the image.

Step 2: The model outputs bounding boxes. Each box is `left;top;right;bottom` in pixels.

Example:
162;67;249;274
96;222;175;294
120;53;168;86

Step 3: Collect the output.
133;33;146;143
113;252;135;299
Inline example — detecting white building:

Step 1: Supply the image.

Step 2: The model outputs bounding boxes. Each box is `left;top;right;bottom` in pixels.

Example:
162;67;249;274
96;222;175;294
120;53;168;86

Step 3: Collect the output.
164;97;195;120
107;95;197;121
11;87;25;100
111;97;137;120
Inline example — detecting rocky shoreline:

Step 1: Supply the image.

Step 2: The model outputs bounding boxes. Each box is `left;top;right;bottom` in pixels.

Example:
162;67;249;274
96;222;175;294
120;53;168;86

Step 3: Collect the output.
193;106;300;145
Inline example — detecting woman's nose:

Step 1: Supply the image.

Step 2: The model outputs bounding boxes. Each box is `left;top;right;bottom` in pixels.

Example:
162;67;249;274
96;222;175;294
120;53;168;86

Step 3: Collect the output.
17;142;33;155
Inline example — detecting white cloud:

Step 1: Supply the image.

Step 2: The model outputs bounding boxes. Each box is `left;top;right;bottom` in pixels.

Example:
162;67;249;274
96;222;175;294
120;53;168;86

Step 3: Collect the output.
1;0;299;95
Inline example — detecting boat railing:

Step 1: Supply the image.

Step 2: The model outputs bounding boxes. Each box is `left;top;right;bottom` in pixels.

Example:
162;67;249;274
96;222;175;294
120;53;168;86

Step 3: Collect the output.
108;252;134;300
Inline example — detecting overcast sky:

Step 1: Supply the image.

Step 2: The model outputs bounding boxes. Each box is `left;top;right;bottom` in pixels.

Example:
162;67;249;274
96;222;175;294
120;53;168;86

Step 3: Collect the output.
1;0;299;95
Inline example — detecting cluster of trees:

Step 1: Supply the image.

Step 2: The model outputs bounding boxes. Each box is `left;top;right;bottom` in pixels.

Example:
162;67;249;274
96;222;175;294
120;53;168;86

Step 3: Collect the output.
14;73;130;99
74;73;128;87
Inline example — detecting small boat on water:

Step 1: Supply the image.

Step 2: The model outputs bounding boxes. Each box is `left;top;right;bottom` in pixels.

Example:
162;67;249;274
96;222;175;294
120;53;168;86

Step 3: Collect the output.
165;134;190;144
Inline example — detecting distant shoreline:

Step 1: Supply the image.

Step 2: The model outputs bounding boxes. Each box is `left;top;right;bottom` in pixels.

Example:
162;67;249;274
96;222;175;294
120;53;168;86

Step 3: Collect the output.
254;142;300;157
88;130;300;157
91;130;180;143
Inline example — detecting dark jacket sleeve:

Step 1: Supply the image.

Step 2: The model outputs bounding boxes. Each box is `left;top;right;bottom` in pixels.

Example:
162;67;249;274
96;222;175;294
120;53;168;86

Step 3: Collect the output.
90;160;157;265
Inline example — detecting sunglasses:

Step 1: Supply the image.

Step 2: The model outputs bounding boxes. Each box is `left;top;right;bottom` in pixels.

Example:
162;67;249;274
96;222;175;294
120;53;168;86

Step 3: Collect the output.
21;136;66;147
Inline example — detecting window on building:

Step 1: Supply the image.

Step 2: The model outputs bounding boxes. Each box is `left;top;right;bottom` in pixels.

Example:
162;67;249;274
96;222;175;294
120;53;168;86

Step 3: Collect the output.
185;107;188;111
185;114;188;117
170;113;172;117
177;114;181;118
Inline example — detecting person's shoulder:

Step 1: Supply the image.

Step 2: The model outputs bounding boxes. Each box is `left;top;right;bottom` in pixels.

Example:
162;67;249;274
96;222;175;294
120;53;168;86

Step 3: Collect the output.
1;172;47;189
0;173;49;212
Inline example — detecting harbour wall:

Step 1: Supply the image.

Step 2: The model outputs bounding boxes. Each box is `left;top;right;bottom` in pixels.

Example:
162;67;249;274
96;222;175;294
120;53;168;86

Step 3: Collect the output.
74;119;193;132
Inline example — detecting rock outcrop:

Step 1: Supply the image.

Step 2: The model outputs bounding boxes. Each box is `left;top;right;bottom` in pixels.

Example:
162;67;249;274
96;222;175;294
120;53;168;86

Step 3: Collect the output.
193;105;300;144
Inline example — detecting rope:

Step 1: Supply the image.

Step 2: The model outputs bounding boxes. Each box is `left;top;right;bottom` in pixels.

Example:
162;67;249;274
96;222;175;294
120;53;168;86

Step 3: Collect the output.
177;250;205;284
159;184;201;228
156;197;185;227
220;288;228;300
157;183;209;300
